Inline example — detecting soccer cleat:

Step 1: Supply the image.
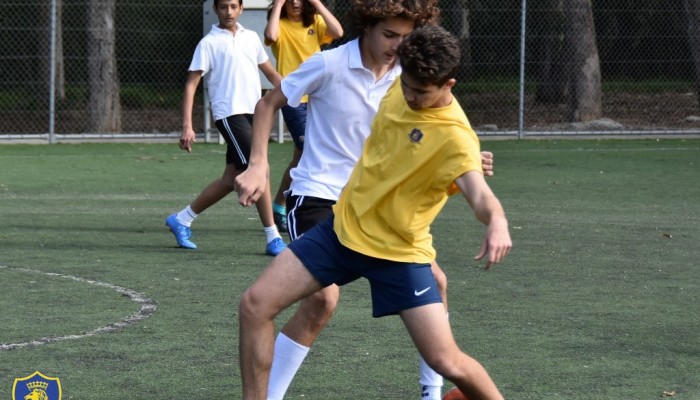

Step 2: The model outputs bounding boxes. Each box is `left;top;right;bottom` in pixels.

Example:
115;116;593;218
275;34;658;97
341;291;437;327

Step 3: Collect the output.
273;211;288;233
165;214;197;249
265;237;287;256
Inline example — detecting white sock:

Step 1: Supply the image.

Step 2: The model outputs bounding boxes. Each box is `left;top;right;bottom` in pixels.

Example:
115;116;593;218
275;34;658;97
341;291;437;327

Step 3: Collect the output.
419;355;444;400
264;225;282;243
267;333;310;400
176;205;197;227
420;384;442;400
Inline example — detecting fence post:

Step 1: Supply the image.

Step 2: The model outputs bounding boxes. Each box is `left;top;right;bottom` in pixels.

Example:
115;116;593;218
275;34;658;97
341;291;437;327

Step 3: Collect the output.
49;0;57;144
518;0;527;139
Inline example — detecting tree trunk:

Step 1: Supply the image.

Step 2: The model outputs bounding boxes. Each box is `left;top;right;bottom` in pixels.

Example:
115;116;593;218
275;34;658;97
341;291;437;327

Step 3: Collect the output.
535;0;567;103
39;0;65;102
683;0;700;109
563;0;602;122
455;0;472;80
55;0;64;100
87;0;121;132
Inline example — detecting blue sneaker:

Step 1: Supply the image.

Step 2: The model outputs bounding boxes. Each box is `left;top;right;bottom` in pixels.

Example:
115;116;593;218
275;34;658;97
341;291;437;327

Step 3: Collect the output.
165;214;197;249
265;237;287;256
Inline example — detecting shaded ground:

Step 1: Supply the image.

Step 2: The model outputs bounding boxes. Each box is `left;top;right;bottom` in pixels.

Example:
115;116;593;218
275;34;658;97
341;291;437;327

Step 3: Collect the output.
459;90;700;132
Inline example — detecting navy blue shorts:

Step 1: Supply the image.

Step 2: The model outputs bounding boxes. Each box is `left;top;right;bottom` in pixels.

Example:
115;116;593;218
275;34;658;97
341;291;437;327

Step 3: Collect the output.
287;216;442;317
215;114;253;170
281;103;306;151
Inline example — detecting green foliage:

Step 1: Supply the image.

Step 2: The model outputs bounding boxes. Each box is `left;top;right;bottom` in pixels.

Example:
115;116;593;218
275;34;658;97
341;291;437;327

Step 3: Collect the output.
0;140;698;398
0;88;38;110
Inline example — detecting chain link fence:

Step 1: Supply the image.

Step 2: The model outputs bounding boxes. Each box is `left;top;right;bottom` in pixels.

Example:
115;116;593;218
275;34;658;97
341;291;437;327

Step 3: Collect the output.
1;0;700;142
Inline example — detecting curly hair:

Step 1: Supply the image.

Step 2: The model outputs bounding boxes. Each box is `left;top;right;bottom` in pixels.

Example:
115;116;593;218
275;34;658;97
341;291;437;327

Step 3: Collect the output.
345;0;440;37
267;0;317;27
397;25;461;86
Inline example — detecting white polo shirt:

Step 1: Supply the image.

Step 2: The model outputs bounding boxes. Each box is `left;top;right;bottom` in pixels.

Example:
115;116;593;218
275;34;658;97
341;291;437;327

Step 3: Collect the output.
282;38;401;200
190;24;268;121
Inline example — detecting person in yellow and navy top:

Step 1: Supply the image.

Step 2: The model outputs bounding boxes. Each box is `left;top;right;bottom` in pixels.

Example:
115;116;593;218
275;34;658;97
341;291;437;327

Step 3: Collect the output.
238;24;512;400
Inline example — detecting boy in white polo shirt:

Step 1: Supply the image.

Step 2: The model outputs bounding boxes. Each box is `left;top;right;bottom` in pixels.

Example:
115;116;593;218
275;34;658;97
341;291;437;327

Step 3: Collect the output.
235;1;495;399
165;0;287;256
264;0;344;233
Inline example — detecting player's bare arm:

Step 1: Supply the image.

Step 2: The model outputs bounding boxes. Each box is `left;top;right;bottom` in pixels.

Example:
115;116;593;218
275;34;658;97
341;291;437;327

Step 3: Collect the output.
264;0;286;42
308;0;344;39
454;170;512;269
180;71;203;153
259;60;283;88
234;87;289;206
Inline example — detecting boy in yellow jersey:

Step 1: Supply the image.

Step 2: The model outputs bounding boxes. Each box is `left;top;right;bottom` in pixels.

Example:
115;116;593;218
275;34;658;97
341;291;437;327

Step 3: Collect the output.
238;25;511;399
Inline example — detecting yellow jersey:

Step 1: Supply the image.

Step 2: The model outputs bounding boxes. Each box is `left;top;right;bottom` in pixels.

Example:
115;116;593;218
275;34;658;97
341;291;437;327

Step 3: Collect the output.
334;79;482;263
267;14;332;77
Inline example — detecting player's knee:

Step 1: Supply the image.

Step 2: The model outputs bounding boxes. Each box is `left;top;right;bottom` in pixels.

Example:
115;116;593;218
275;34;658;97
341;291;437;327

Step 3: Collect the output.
238;289;258;324
423;353;462;382
221;178;237;192
239;286;274;324
300;286;339;325
427;352;480;384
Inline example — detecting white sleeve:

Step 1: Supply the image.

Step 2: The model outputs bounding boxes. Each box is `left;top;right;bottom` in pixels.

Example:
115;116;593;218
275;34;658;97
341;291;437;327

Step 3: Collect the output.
254;34;269;65
188;39;210;74
281;52;326;107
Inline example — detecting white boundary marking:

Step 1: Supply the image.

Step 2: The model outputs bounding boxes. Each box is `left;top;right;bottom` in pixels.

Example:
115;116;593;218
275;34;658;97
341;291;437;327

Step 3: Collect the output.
0;265;157;351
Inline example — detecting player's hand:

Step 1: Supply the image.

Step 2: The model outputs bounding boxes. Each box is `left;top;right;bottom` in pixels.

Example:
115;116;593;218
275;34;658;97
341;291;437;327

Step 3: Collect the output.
474;216;511;269
234;165;269;207
179;129;196;153
481;151;494;177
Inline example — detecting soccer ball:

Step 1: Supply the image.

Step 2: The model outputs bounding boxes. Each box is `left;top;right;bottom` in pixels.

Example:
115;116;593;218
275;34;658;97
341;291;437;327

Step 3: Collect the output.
442;387;469;400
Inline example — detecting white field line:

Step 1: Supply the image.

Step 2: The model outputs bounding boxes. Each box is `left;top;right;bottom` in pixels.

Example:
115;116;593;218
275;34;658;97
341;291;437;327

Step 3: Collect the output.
0;265;157;351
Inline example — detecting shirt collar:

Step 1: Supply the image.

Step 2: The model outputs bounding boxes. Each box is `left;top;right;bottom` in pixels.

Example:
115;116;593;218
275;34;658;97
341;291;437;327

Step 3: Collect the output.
210;23;245;36
348;39;364;70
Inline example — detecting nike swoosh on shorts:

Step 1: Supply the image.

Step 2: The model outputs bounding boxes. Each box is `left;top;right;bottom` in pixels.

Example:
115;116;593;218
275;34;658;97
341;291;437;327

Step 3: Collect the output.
414;287;431;296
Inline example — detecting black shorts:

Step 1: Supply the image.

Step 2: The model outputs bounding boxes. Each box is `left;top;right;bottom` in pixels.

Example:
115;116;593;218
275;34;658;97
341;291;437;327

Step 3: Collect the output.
215;114;253;170
286;195;336;240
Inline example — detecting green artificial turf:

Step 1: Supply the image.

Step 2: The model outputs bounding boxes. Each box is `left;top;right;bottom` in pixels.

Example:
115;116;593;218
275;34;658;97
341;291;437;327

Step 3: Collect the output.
0;139;698;399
